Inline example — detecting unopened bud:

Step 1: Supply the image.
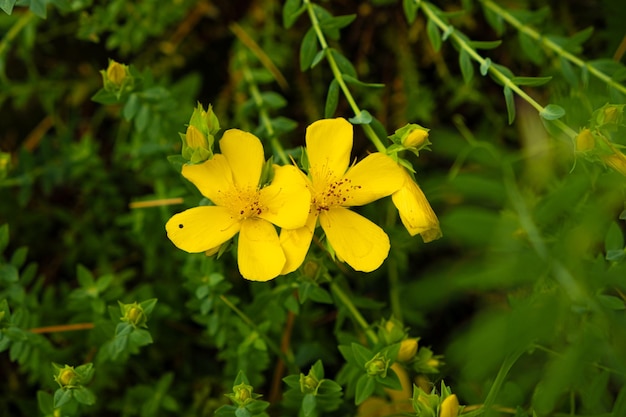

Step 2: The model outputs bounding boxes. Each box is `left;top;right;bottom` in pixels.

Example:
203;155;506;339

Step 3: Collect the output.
440;394;460;417
397;338;419;362
232;383;254;406
120;302;147;327
403;127;430;149
603;105;622;125
603;152;626;176
365;354;389;377
54;365;78;388
300;373;319;394
575;129;595;152
106;61;127;87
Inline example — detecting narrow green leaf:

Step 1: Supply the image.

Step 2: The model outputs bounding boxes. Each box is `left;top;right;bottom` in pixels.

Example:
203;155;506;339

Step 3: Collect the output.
480;58;492;76
300;27;319;71
282;0;304;28
330;49;357;77
503;86;515;124
29;0;46;18
540;104;566;120
302;393;317;417
482;5;504;36
324;78;339;119
518;32;543;64
311;49;325;68
348;110;373;125
597;294;626;310
605;222;624;251
319;14;356;31
122;93;140;120
342;74;384;88
0;0;16;15
403;0;418;23
351;343;373;367
560;56;579;87
53;389;73;409
510;76;552;87
0;264;19;283
469;40;502;50
426;20;442;52
73;387;96;406
354;375;376;405
459;49;474;84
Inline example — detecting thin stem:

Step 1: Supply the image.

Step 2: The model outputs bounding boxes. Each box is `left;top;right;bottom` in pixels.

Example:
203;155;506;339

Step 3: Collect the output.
480;0;626;97
304;0;387;153
419;2;578;141
0;12;36;81
480;347;525;417
30;323;95;334
219;294;297;372
238;50;290;164
329;281;379;345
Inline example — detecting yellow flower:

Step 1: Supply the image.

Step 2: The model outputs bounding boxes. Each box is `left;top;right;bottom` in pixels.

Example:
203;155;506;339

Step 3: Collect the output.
439;394;460;417
280;118;405;274
392;169;441;242
166;129;310;281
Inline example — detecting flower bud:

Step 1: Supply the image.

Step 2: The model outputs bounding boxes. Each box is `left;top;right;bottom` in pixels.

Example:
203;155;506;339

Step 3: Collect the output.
54;365;78;388
365;353;390;377
300;372;319;394
575;128;595;153
231;382;254;406
106;61;127;87
0;152;10;180
120;301;147;328
439;394;460;417
403;127;430;149
412;386;438;417
603;152;626;176
593;104;624;129
381;318;405;344
397;338;419;362
603;105;622;125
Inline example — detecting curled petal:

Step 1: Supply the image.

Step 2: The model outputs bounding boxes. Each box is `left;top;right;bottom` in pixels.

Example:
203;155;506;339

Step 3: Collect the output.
182;155;233;205
306;118;353;184
238;218;286;281
259;165;311;229
166;206;240;253
343;153;405;206
220;129;264;189
320;207;390;272
392;171;441;242
279;210;318;275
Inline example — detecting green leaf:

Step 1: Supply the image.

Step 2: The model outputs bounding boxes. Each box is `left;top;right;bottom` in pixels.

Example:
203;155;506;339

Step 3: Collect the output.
354;374;376;405
0;264;19;283
90;89;118;105
302;393;317;417
469;40;502;50
10;247;27;269
123;93;140;120
342;74;384;88
426;19;442;52
73;386;96;405
597;294;625;310
518;32;543;64
510;76;552;86
29;0;46;18
37;391;54;414
480;58;491;76
459;49;474;84
348;110;373;125
324;79;339;118
403;0;418;23
135;105;150;132
503;86;515;124
76;264;94;287
482;5;504;35
0;0;16;15
319;14;356;32
330;49;357;77
53;389;73;409
540;104;566;120
283;0;305;28
300;27;319;71
560;57;579;87
351;343;373;367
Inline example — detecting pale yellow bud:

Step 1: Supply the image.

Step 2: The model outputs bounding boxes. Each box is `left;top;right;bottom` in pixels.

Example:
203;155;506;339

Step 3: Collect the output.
106;61;127;87
603;152;626;176
397;338;419;362
439;394;460;417
185;125;208;149
575;129;595;152
404;128;429;148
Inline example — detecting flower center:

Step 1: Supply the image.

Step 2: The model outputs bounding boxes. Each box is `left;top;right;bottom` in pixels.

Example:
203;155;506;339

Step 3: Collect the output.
312;177;361;212
223;186;265;220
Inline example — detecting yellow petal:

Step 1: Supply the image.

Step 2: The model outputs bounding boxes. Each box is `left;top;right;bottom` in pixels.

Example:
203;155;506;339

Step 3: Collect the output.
238;218;285;281
439;394;460;417
320;207;390;272
306;118;353;184
279;210;318;274
258;165;311;229
182;154;233;206
220;129;264;189
166;206;240;253
343;153;405;206
392;171;441;242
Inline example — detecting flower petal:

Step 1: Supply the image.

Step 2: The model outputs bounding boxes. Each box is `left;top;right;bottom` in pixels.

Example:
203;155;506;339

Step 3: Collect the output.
279;210;318;274
258;165;311;229
342;153;405;206
306;118;353;184
391;171;442;242
182;154;233;206
166;206;240;253
238;218;286;281
220;129;264;189
320;207;390;272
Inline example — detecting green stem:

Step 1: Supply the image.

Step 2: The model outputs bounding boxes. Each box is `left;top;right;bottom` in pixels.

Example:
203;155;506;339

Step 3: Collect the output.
480;0;626;97
0;12;36;82
329;281;379;345
304;0;387;153
481;347;525;417
219;294;297;373
419;2;578;141
239;50;290;164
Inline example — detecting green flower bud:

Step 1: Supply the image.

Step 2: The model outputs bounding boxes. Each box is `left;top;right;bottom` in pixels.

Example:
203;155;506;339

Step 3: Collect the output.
299;372;319;394
231;382;254;406
381;317;406;344
412;386;438;417
389;123;431;151
120;301;147;327
593;104;624;129
365;353;390;377
54;365;78;388
575;128;595;152
603;105;622;125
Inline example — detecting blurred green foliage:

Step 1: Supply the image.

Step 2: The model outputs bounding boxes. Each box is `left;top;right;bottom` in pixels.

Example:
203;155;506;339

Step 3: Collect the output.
2;0;626;416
